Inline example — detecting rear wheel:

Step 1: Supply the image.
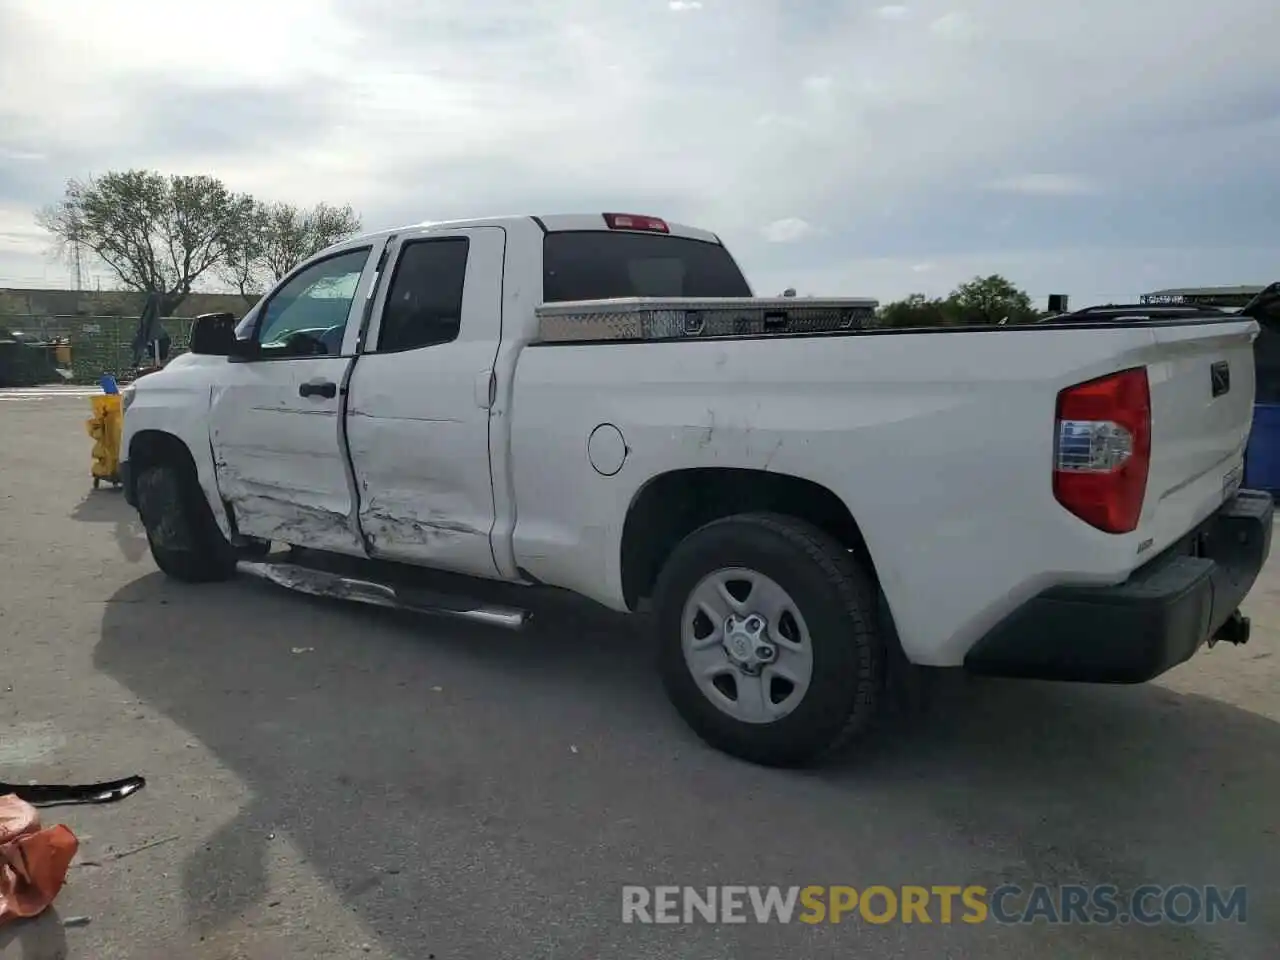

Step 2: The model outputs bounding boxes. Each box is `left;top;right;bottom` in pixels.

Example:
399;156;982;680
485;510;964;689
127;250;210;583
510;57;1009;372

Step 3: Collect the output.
134;461;239;583
653;512;885;767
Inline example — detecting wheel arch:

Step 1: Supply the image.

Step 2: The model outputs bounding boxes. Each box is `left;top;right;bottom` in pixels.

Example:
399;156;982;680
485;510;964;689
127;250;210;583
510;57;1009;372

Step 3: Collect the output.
127;429;235;540
619;467;882;611
127;430;201;496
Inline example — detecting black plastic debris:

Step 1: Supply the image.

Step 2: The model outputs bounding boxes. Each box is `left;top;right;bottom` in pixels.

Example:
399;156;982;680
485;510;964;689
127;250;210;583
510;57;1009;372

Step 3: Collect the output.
0;776;146;808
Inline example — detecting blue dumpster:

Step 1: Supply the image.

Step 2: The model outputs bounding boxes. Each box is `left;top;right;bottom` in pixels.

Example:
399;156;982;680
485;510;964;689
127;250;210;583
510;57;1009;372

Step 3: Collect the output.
1245;403;1280;495
1243;284;1280;496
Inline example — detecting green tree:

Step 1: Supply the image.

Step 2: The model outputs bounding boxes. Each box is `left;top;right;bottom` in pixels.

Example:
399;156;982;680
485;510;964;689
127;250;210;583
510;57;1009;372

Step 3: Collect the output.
222;200;362;303
36;170;254;314
877;293;952;328
876;275;1038;328
948;274;1038;325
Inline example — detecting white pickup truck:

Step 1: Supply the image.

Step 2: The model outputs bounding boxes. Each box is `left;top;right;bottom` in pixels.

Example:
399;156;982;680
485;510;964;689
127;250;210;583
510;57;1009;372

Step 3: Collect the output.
119;212;1274;767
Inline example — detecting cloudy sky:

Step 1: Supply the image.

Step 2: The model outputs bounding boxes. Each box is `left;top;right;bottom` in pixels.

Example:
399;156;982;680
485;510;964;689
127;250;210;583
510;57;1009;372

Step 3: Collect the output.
0;0;1276;306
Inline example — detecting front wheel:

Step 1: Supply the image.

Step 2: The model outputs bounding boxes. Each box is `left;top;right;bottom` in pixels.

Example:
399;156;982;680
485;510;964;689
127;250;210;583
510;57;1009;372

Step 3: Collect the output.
653;513;886;768
134;462;239;583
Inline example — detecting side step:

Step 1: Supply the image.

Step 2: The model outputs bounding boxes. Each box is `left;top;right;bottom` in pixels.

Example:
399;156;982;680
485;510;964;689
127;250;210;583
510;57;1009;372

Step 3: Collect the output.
236;560;530;631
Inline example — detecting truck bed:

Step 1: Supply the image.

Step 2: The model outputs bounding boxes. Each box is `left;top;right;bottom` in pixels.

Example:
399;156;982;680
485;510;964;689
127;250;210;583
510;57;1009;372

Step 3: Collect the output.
512;313;1260;666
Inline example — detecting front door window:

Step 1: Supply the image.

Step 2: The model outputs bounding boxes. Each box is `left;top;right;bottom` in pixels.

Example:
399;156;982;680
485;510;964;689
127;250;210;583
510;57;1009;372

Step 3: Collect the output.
254;248;371;358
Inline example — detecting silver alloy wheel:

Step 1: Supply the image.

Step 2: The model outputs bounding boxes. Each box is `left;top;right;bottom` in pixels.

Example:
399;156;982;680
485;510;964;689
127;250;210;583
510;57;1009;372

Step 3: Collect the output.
679;566;815;724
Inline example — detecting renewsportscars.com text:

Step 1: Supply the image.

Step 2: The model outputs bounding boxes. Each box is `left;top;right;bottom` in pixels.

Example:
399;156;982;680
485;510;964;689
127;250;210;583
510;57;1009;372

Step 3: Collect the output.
621;884;1248;926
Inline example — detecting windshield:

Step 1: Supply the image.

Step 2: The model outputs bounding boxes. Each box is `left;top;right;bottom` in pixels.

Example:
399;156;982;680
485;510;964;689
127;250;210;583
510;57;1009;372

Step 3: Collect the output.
542;231;752;302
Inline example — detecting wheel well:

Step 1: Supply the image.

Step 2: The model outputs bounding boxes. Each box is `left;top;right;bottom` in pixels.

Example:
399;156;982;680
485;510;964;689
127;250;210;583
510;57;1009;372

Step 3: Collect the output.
619;468;876;609
127;430;199;496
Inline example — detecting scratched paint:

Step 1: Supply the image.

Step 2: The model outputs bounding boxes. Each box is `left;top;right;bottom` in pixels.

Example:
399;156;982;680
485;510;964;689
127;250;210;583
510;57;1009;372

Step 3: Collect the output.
217;461;355;551
344;393;498;573
361;494;483;549
247;406;337;417
347;409;461;423
207;360;359;550
228;494;354;551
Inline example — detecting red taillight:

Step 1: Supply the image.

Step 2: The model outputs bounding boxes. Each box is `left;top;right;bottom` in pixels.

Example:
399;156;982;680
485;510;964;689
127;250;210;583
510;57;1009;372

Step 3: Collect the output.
1053;366;1151;534
602;213;669;233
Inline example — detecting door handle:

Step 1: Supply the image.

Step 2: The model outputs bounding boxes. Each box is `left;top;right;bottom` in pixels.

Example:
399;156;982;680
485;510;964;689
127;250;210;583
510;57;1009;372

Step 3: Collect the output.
299;380;337;399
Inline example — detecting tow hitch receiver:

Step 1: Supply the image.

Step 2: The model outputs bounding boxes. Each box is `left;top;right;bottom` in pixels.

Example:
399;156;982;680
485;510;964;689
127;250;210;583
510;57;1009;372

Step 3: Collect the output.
1209;609;1251;648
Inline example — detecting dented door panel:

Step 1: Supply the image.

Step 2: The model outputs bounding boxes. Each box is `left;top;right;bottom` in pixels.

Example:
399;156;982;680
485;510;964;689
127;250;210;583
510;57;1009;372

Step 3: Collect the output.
344;226;506;578
207;241;385;555
209;358;362;553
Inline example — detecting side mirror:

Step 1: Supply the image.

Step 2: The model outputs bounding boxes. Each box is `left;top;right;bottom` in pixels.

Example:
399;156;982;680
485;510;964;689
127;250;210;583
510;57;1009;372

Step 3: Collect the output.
188;313;239;356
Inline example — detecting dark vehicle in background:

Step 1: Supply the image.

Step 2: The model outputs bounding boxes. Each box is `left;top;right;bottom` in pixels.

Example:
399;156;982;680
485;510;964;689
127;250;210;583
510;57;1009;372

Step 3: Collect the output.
1044;285;1279;397
0;327;59;387
1242;283;1280;404
1042;287;1280;403
1040;302;1235;324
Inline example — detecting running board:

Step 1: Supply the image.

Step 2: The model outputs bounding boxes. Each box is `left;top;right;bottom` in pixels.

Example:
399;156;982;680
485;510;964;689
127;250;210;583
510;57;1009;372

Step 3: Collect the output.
236;560;530;631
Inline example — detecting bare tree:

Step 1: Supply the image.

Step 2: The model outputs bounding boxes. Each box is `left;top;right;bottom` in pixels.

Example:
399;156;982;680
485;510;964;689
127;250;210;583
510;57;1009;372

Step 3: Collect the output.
37;170;253;314
221;201;363;304
219;201;271;304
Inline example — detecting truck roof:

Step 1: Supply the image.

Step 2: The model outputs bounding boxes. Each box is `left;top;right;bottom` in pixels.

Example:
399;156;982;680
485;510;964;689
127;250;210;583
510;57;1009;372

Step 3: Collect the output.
319;213;722;257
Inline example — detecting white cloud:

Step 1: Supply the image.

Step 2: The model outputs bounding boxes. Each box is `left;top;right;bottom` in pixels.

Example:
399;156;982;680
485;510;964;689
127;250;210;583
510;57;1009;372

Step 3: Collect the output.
929;11;981;41
753;113;807;130
0;204;61;285
0;147;45;162
0;206;46;247
761;218;815;244
986;174;1103;197
0;0;1275;303
752;245;1280;309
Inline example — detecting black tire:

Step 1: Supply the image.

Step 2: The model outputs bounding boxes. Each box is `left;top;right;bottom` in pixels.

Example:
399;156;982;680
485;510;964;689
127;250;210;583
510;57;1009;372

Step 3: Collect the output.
134;461;239;583
653;512;885;768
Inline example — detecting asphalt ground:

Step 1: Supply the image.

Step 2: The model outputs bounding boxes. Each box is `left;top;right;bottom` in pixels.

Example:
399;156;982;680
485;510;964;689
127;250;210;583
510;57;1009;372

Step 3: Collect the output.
1;387;1277;959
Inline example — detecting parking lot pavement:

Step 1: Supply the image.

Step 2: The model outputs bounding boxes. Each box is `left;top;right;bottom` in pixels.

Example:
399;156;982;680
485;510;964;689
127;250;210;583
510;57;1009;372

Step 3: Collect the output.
1;392;1278;960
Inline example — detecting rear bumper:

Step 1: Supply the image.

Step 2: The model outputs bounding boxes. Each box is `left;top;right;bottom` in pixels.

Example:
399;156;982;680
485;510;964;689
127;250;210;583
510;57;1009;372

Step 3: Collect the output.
964;490;1274;683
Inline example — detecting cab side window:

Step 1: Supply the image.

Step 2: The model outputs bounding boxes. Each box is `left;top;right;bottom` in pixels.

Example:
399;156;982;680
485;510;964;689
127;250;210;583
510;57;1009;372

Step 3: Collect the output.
255;248;371;358
376;238;470;353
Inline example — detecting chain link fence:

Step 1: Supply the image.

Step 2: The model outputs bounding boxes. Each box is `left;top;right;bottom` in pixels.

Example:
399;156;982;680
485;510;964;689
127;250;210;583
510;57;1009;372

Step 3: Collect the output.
1;314;197;383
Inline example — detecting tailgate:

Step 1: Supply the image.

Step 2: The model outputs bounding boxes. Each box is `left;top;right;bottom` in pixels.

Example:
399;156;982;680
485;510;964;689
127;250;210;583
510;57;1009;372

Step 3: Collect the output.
1141;319;1258;552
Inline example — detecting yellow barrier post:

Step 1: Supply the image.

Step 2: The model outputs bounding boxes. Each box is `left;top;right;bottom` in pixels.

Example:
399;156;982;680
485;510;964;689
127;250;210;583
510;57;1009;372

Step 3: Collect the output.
86;394;124;489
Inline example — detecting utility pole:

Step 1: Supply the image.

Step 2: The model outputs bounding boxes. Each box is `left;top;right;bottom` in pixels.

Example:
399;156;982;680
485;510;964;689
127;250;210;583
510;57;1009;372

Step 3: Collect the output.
68;218;84;290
